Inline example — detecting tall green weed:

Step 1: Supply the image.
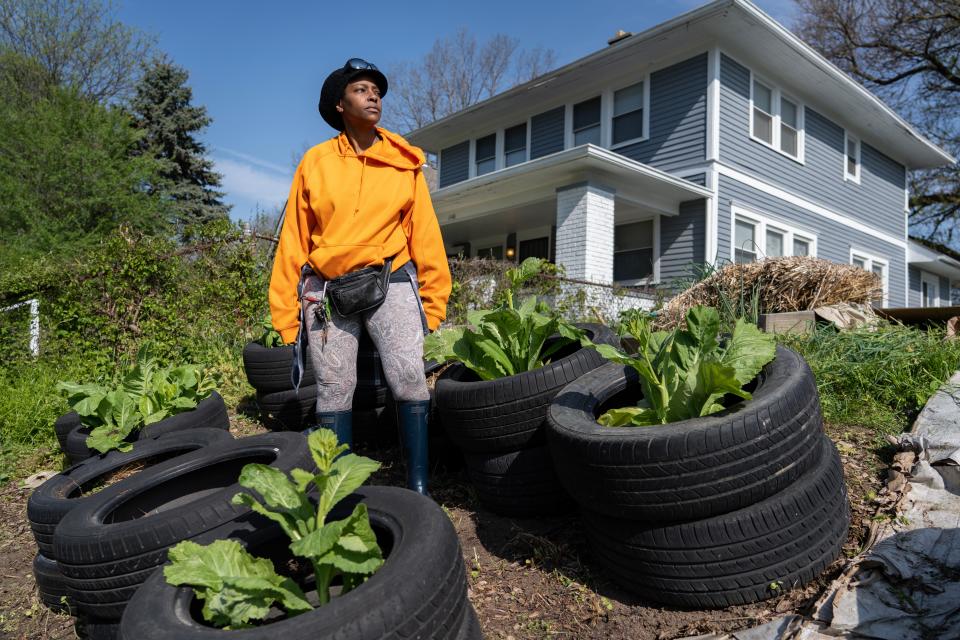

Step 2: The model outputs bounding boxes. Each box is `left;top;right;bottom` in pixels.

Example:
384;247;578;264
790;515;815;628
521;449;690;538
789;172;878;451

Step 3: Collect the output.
779;324;960;433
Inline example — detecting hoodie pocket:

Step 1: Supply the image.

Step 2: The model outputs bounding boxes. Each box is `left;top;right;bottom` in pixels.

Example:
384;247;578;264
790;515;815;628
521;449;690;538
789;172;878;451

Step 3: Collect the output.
310;243;384;280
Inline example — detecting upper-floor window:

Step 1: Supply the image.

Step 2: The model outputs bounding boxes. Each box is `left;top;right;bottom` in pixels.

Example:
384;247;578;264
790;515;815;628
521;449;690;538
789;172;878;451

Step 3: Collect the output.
733;209;816;264
475;134;496;176
573;97;601;146
750;77;804;161
504;123;527;167
851;250;888;304
612;82;645;146
844;132;861;183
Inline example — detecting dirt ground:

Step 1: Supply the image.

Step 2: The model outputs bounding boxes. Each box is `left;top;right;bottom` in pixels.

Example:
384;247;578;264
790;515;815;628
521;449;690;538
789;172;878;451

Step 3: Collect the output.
0;416;889;640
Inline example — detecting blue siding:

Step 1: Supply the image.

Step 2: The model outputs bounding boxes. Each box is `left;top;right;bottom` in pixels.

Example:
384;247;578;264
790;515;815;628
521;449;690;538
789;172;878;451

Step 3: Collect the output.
660;198;706;283
616;54;707;172
719;54;906;241
908;265;922;307
439;141;469;188
531;107;565;159
718;175;907;306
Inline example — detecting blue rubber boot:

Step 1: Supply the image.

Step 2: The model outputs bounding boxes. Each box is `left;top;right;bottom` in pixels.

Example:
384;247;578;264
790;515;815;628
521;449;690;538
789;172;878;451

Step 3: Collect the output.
305;410;352;450
396;400;431;496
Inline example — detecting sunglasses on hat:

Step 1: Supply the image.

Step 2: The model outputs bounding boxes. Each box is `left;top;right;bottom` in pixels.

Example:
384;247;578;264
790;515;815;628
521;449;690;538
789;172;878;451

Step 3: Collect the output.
344;58;378;72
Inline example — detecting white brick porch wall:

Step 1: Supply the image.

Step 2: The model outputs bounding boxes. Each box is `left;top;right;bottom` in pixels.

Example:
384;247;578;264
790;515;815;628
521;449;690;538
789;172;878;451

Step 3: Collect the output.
555;183;615;284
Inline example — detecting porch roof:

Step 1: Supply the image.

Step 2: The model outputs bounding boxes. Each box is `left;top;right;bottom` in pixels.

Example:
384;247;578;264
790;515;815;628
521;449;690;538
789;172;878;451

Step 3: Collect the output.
908;240;960;282
431;144;712;228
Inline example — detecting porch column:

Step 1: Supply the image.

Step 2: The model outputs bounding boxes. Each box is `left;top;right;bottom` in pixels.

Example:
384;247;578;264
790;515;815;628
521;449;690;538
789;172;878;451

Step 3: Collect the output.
555;182;615;283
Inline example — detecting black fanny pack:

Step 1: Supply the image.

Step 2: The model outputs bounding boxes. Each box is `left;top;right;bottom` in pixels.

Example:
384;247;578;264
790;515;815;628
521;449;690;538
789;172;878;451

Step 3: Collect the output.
326;257;394;317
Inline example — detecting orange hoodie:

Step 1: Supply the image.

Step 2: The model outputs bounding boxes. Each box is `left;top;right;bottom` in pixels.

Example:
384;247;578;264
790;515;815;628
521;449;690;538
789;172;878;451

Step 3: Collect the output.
269;127;451;343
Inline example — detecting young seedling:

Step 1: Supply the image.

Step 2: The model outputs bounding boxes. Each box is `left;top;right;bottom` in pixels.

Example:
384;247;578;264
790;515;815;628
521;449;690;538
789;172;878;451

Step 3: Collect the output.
164;429;384;628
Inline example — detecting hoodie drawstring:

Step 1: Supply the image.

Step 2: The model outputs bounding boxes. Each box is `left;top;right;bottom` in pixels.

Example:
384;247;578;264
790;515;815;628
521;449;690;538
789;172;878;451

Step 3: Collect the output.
355;155;366;215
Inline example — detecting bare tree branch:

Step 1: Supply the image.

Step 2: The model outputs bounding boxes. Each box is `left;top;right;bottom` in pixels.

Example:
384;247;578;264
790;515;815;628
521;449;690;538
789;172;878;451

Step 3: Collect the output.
0;0;155;103
385;29;557;135
794;0;960;248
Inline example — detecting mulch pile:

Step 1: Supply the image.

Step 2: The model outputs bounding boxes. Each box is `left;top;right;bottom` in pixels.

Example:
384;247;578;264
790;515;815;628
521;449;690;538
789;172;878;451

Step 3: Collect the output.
657;257;882;329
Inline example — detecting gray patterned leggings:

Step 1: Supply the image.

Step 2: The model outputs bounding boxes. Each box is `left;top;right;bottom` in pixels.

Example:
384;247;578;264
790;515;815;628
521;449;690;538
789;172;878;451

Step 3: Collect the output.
302;274;430;411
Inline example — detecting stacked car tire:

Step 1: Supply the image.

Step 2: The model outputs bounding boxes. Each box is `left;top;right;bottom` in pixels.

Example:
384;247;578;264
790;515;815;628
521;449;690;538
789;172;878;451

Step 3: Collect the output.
56;392;231;465
435;323;619;516
243;332;391;432
547;345;850;607
30;428;236;637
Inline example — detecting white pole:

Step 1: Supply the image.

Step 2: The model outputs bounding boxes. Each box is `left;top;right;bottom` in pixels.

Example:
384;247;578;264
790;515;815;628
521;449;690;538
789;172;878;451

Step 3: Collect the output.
1;298;40;357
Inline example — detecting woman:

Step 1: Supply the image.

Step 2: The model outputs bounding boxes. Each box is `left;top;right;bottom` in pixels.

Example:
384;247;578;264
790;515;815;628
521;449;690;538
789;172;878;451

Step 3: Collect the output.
269;58;451;495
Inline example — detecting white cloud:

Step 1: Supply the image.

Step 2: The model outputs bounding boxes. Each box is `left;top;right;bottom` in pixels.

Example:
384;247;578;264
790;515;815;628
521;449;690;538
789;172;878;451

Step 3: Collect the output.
215;147;291;174
215;157;291;207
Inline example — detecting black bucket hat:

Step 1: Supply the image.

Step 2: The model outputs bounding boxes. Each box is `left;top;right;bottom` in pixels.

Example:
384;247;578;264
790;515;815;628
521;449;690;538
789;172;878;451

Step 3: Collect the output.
318;58;388;131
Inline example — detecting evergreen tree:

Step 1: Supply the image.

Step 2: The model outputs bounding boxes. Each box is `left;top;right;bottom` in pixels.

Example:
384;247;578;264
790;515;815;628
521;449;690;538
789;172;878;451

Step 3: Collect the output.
131;58;230;229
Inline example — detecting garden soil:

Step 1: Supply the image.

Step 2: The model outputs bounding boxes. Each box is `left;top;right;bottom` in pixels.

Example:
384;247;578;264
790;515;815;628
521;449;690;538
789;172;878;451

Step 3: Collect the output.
0;417;885;640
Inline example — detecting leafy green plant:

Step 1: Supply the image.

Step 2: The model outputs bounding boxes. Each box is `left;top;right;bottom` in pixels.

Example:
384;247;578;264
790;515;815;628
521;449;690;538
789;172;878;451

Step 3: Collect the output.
258;316;283;348
586;305;776;426
56;344;218;453
164;539;312;629
164;429;384;628
424;258;584;380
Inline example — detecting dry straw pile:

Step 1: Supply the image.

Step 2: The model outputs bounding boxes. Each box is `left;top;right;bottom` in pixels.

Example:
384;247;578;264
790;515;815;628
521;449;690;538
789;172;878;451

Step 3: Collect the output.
656;256;882;329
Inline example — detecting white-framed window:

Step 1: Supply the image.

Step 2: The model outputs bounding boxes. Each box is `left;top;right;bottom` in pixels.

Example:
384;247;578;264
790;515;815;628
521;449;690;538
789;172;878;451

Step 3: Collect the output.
503;123;527;167
572;96;602;146
474;133;496;176
476;245;504;260
749;75;804;162
614;218;658;283
732;207;817;264
850;249;889;305
610;80;648;148
844;131;861;183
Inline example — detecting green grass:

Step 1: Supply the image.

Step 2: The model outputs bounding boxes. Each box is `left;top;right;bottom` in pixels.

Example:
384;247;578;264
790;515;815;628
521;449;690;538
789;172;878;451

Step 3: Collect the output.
0;339;257;483
778;323;960;435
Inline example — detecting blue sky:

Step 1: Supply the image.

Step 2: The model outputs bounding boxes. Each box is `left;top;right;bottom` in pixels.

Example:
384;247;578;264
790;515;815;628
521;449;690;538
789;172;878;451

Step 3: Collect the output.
117;0;798;221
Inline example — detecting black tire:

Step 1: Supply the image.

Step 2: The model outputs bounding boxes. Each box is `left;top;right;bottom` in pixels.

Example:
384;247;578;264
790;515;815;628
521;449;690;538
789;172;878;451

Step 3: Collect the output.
436;323;618;454
33;553;74;614
28;428;234;557
119;486;477;640
546;345;825;522
243;342;316;392
60;392;231;465
256;385;317;431
464;446;572;517
138;392;230;439
52;433;311;619
55;412;80;450
76;617;120;640
582;436;849;608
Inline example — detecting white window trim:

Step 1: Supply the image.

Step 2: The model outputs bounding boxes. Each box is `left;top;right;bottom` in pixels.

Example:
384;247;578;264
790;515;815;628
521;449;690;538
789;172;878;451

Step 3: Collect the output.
568;95;604;148
748;72;805;163
614;215;661;285
919;270;942;308
730;205;818;262
473;132;498;177
850;248;889;306
843;130;861;183
606;75;651;150
501;120;530;168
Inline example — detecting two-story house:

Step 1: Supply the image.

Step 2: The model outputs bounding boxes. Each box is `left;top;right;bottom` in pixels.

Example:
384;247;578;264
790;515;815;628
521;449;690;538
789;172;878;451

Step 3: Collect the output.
407;0;960;308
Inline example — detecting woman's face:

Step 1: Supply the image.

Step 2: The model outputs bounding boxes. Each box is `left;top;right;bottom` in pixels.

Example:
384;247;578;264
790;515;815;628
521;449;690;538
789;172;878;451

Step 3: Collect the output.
338;75;382;129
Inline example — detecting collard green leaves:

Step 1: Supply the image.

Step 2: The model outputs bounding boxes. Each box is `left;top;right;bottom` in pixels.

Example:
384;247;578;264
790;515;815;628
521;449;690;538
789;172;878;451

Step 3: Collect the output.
423;258;584;381
169;429;385;627
57;344;217;453
164;540;311;629
586;306;776;427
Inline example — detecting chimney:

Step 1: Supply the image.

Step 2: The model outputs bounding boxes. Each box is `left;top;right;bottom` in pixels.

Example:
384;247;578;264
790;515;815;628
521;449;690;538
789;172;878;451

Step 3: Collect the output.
608;29;632;45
